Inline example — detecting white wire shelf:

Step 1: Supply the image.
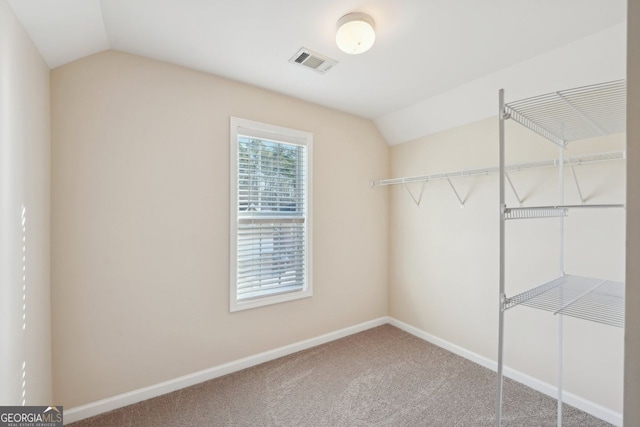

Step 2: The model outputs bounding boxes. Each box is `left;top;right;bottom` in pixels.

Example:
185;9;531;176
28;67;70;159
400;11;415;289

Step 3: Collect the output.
371;150;624;187
505;80;626;146
504;203;625;220
503;274;624;328
504;207;567;220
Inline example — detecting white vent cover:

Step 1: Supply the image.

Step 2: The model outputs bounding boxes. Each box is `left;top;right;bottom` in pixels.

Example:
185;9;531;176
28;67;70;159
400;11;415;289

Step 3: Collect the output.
289;48;337;74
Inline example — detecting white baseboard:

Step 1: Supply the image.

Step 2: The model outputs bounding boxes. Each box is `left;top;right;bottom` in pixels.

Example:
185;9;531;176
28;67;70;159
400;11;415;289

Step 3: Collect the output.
64;316;622;426
387;317;622;427
63;317;388;424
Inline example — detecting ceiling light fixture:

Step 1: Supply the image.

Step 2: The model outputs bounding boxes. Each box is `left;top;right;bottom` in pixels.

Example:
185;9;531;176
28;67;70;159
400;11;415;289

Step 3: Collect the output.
336;13;376;55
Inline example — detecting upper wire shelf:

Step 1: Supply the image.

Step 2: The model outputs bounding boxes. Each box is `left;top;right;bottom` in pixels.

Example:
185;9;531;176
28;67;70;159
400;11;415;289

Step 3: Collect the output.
503;274;624;328
371;150;624;187
505;80;626;146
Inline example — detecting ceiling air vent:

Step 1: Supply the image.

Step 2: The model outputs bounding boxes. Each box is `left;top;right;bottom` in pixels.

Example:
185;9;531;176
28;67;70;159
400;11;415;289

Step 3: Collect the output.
289;48;337;74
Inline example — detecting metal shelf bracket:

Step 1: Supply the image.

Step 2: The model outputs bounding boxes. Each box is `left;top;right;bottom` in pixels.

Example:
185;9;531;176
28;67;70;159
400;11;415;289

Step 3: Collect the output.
403;181;426;207
446;178;465;208
505;172;523;206
570;165;586;204
500;293;510;312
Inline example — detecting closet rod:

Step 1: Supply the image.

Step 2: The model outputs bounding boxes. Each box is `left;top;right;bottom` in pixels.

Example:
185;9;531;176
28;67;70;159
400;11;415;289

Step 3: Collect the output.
371;150;625;187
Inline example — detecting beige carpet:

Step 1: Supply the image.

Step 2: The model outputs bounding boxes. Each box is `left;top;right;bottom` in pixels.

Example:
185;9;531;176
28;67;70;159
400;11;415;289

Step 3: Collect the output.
69;325;612;426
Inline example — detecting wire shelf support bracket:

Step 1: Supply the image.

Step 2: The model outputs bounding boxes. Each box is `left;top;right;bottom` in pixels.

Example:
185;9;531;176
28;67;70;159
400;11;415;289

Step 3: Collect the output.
403;181;427;207
570;165;586;204
446;178;466;208
504;172;523;206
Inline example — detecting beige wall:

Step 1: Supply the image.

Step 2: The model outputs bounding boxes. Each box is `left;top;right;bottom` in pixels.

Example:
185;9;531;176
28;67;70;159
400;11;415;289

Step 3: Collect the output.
625;0;640;424
0;0;51;405
389;117;626;412
50;50;389;407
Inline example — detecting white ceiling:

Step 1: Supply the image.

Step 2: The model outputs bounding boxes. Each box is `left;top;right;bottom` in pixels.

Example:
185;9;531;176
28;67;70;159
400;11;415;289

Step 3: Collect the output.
8;0;627;143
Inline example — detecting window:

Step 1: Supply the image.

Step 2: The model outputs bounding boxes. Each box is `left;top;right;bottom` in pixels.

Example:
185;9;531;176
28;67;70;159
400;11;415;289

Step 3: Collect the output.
230;117;312;311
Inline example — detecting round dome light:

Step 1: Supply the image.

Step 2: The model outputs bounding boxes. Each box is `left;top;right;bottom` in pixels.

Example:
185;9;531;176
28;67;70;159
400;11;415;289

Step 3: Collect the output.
336;13;376;55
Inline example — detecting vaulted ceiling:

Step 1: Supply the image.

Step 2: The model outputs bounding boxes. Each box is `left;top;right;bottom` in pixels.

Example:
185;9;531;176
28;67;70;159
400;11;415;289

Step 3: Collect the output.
8;0;627;144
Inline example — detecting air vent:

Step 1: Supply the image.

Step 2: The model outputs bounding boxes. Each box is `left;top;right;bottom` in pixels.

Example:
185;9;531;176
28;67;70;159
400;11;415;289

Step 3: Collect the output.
289;48;338;74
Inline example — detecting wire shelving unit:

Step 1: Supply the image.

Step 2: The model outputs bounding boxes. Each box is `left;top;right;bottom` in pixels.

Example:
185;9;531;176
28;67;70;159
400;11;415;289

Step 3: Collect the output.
496;80;626;427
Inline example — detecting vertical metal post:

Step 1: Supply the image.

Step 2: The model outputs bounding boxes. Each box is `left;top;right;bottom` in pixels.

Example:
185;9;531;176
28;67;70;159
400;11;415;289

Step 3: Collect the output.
496;89;506;427
557;144;565;426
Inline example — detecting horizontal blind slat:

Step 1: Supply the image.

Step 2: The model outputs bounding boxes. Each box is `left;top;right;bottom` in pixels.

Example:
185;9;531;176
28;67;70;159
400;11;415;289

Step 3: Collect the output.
238;283;304;299
238;273;305;288
238;217;305;224
238;256;305;268
236;271;305;288
238;262;304;273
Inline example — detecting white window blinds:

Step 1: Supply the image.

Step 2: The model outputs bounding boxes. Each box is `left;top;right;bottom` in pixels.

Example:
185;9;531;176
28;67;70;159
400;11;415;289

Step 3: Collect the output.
230;117;312;311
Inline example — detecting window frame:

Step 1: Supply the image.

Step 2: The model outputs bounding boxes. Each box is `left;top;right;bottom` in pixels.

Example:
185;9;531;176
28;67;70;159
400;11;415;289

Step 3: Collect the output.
229;117;313;312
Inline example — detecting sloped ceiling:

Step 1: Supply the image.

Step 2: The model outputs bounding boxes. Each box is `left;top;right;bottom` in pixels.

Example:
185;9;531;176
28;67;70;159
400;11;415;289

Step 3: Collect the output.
8;0;627;144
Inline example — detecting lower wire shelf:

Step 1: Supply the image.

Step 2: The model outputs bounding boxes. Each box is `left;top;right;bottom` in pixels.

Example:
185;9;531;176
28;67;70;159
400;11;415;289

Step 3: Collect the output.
503;274;625;328
504;204;625;221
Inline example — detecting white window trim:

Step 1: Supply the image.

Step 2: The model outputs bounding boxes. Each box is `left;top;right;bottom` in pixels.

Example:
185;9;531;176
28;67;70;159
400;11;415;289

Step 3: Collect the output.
229;117;313;312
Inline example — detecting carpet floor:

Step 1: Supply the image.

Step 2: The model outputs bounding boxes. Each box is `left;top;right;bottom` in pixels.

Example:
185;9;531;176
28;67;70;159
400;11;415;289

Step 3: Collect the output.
69;325;612;426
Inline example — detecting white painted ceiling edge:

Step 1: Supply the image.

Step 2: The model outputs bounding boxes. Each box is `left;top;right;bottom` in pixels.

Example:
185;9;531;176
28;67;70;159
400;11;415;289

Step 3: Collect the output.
6;0;626;147
5;0;109;67
377;23;627;146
